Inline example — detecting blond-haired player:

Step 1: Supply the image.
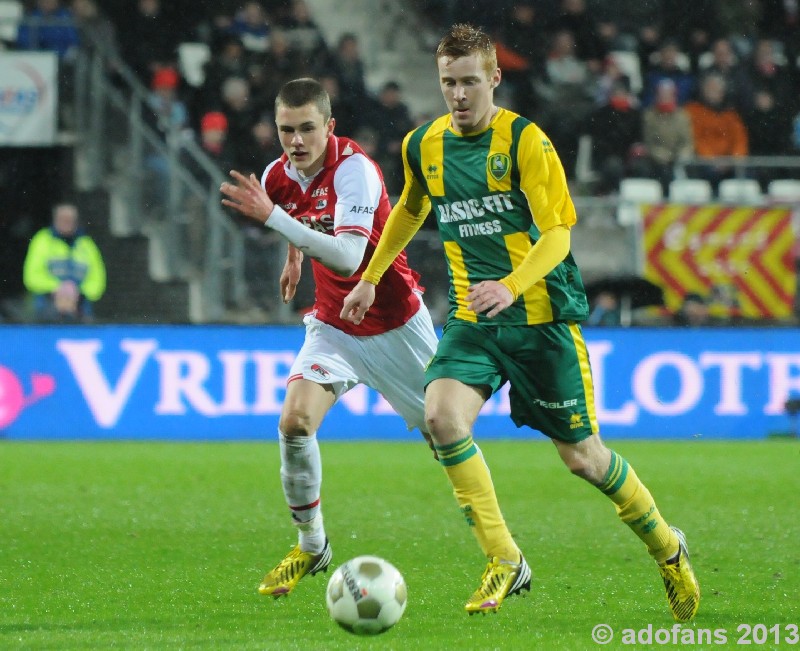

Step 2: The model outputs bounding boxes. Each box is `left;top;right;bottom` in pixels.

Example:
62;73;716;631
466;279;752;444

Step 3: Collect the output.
342;24;699;620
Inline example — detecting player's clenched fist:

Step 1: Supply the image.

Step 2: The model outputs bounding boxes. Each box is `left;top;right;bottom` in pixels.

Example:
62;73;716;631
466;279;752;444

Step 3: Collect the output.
340;279;376;325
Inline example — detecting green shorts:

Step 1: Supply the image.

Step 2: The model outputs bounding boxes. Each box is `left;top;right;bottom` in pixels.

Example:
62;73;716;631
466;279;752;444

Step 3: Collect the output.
425;320;599;442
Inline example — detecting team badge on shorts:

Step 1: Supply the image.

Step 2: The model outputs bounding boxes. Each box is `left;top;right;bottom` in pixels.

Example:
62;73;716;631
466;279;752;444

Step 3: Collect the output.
487;153;511;181
310;363;331;380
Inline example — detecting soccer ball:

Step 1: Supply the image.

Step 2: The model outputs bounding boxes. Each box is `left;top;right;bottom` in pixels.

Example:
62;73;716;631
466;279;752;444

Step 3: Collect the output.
325;555;407;635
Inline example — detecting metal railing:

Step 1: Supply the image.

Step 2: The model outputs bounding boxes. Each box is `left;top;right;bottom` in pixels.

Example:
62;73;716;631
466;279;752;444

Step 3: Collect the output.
69;21;249;322
674;155;800;180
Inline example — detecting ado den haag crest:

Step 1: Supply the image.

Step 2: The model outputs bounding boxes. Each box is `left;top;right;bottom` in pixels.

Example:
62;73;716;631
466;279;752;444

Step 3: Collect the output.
488;153;510;181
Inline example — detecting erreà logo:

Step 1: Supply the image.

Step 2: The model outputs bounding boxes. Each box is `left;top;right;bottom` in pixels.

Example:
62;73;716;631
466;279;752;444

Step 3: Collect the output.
487;153;510;181
570;412;584;429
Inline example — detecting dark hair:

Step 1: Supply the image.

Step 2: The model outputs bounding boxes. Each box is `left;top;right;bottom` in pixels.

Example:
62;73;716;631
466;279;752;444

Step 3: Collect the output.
436;23;497;75
682;293;707;305
275;78;331;122
53;201;78;214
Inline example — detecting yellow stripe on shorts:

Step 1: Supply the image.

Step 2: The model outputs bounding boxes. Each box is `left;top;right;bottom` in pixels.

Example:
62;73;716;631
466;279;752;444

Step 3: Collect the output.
568;323;599;433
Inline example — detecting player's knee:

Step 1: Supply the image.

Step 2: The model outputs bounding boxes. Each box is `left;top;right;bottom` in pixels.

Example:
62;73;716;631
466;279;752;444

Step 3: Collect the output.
556;434;609;483
561;447;606;483
279;411;315;437
424;409;463;444
565;455;594;480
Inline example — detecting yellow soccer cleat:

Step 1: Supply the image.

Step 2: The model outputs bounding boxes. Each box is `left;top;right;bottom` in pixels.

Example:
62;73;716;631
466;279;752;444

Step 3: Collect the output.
465;555;531;614
659;527;700;622
258;539;332;597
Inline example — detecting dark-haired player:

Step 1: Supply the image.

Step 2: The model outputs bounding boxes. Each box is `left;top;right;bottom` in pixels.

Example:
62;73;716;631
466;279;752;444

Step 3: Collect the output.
221;77;438;597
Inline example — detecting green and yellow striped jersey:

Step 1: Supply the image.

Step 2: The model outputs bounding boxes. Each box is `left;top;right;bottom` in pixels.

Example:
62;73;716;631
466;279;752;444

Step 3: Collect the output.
402;108;589;325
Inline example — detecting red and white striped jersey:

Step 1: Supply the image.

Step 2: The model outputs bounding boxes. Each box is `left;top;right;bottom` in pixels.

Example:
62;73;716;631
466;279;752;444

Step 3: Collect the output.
261;135;422;336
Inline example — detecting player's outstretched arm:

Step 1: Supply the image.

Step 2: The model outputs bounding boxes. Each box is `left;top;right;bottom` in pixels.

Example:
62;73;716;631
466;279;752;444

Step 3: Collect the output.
221;170;367;277
340;279;376;325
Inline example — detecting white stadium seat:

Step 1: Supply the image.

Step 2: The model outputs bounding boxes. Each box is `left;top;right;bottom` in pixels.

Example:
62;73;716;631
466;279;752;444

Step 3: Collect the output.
616;178;663;225
0;0;23;43
620;177;664;203
575;134;599;185
178;42;211;88
767;179;800;202
717;178;763;204
608;50;643;94
668;179;713;203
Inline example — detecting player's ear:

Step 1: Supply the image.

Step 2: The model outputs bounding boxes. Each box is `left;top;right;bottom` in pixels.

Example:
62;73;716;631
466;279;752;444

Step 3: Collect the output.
490;68;502;89
327;117;336;135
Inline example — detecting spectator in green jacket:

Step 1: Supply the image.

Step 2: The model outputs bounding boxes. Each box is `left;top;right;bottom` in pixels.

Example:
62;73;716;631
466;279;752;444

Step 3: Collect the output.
23;203;106;322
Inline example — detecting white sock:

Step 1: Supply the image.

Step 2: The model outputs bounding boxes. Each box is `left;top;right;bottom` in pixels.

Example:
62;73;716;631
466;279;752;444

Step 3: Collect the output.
297;514;326;554
279;430;325;553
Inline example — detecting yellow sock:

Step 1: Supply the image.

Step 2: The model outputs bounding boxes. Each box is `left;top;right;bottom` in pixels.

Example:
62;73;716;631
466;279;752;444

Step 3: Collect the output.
598;451;679;564
436;436;520;562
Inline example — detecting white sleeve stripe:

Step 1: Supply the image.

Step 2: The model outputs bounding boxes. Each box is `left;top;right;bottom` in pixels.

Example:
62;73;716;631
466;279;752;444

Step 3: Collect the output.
335;225;371;237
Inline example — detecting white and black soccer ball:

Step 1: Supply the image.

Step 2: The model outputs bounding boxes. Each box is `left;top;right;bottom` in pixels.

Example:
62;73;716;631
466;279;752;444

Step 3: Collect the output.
325;555;407;635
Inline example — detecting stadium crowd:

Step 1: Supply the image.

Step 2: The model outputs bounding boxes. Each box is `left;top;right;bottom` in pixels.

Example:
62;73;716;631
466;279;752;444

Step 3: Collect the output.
10;0;800;195
414;0;800;194
102;0;415;196
3;0;800;326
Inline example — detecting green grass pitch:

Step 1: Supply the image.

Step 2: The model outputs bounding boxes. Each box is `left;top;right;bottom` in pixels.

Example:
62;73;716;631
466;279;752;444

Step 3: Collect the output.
1;439;798;650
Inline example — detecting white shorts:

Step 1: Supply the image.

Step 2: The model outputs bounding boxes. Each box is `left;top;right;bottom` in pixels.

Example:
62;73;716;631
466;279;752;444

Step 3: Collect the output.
289;300;438;433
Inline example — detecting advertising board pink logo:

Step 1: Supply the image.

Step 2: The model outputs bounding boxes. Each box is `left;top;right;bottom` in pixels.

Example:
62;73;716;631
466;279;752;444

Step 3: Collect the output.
0;366;56;429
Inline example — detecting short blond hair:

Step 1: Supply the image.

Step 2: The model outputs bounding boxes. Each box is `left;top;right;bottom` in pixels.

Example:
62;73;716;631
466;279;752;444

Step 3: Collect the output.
436;23;497;77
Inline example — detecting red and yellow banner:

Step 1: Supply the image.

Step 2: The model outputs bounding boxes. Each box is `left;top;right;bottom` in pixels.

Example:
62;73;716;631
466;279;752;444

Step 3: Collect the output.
642;203;796;318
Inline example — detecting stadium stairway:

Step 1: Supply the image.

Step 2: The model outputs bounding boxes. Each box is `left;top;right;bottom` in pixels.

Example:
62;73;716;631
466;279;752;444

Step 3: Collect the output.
76;189;190;323
305;0;442;118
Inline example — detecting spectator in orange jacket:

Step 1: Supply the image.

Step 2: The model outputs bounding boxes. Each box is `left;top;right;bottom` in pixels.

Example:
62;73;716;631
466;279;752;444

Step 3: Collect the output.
683;73;749;190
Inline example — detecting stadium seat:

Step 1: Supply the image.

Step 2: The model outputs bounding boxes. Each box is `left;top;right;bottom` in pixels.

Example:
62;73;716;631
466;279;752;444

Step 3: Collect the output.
620;178;663;202
648;48;692;72
0;0;23;43
697;50;714;69
608;50;643;94
767;179;800;203
616;177;663;225
717;178;763;204
668;179;713;203
575;135;599;185
178;42;211;88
